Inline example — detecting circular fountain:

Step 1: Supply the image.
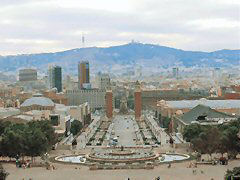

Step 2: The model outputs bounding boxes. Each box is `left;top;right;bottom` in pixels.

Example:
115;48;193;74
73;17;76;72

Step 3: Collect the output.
86;147;159;163
54;148;190;165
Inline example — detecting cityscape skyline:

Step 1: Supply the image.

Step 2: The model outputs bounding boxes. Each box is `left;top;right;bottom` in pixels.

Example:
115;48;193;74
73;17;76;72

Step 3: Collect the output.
0;1;239;179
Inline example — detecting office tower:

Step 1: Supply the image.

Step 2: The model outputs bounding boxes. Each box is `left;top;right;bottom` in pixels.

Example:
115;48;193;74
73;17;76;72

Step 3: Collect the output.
105;90;113;119
78;61;90;89
135;66;142;77
19;68;37;81
172;67;179;79
213;67;221;81
97;73;111;90
48;65;62;92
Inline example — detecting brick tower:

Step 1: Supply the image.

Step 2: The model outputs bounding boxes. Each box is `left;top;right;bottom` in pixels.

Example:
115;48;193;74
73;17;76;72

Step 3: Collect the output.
134;81;142;120
105;90;113;119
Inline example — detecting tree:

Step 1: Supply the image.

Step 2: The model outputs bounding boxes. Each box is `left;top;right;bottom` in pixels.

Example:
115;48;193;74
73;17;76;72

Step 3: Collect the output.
84;114;91;125
0;164;9;180
162;117;171;129
222;127;240;158
188;126;221;159
225;167;240;180
24;127;48;161
1;127;25;158
127;94;134;110
114;97;121;109
183;120;240;159
218;120;240;158
204;127;221;159
191;137;208;154
218;133;229;156
0;121;11;136
28;120;57;146
183;124;204;142
70;120;83;136
0;120;57;160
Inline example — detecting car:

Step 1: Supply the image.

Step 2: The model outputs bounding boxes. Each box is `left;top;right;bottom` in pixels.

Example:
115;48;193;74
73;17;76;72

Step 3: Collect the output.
113;137;118;142
151;144;160;148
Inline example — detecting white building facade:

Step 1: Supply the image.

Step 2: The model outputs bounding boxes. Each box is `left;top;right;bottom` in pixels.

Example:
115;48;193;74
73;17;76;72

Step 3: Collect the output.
65;89;106;109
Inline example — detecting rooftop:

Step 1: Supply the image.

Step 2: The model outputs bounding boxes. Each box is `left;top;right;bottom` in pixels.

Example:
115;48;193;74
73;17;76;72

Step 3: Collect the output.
14;115;33;121
0;108;20;118
21;96;54;107
161;99;240;109
25;110;43;116
178;104;237;125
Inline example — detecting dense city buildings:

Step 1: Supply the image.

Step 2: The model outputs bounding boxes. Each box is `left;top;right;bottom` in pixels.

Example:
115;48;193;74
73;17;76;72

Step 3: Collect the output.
0;1;239;179
43;89;68;105
78;61;90;89
1;61;240;180
218;85;240;99
19;68;37;82
48;65;62;92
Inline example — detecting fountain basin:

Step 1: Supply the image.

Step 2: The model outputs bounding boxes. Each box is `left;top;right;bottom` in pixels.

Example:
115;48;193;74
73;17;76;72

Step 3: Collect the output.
55;155;86;164
159;153;190;163
54;152;190;164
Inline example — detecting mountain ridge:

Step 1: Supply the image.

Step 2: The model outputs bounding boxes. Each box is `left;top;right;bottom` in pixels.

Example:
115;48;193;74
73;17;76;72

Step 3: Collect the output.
0;43;239;73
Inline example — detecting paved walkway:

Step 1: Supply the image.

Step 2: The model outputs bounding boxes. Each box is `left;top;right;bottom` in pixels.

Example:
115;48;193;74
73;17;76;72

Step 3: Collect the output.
113;115;136;147
4;159;240;180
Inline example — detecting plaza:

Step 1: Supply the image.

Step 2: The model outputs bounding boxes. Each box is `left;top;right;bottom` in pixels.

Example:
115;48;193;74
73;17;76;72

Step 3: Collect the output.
3;157;240;180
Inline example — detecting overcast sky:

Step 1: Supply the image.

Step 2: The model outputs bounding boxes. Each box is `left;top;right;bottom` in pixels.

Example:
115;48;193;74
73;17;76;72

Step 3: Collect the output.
0;0;239;55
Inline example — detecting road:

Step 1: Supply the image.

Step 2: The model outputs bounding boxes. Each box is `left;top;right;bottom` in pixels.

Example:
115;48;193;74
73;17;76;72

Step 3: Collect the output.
112;115;136;147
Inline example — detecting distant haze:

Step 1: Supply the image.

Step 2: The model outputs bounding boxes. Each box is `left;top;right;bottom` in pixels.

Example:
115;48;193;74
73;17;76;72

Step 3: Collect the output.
0;0;239;55
0;43;239;74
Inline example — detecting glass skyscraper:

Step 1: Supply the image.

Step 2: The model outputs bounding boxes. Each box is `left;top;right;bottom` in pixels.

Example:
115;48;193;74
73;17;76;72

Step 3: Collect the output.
48;65;62;92
78;61;90;89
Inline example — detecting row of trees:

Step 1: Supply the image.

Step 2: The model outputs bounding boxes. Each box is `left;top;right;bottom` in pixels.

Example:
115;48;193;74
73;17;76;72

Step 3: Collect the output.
183;120;240;159
0;120;57;160
114;94;135;110
154;113;171;132
127;94;134;110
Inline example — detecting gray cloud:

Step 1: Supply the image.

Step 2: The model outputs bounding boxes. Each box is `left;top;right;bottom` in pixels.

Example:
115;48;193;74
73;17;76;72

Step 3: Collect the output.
0;0;239;55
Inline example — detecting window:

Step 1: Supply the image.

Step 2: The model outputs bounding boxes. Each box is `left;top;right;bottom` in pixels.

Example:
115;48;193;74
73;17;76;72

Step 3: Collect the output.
197;115;207;121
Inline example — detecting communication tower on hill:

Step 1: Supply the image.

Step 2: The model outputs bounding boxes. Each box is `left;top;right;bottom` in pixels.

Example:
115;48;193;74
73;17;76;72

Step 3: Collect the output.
82;33;85;48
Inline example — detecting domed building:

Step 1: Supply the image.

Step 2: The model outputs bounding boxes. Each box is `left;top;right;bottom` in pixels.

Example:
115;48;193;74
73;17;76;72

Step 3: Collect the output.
20;93;55;112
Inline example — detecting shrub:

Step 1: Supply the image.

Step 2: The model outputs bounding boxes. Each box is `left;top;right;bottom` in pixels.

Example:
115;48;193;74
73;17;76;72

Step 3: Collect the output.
0;164;9;180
